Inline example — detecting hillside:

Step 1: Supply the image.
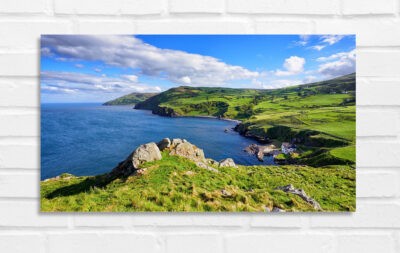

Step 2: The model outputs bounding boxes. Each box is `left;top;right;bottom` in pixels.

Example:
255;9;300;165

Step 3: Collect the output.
41;139;355;212
134;73;356;166
103;92;158;105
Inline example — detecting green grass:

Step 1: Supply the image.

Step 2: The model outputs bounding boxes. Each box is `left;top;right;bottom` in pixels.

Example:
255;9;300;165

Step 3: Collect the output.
41;152;355;212
330;145;356;162
134;73;356;166
103;92;158;105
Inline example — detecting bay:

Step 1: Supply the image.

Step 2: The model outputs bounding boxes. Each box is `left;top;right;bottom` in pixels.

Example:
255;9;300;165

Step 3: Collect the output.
41;103;273;180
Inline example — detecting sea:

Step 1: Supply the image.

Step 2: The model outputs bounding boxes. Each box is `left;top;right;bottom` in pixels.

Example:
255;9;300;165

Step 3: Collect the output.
41;103;273;180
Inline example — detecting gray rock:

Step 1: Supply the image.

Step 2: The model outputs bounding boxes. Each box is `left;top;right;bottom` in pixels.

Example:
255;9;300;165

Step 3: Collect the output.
157;138;171;150
219;158;237;168
171;138;183;147
170;142;206;163
272;207;286;212
132;142;162;169
195;161;219;173
276;184;322;211
206;158;219;166
244;144;277;161
221;189;232;197
110;142;162;177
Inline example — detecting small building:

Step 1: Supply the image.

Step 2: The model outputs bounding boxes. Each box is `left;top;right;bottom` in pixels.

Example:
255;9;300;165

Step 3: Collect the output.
281;142;296;154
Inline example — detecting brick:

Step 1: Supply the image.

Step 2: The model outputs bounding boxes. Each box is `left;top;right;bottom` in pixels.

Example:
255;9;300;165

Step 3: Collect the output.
357;50;400;78
54;0;121;15
73;215;130;227
357;142;400;167
132;215;247;227
0;79;38;107
0;53;38;76
0;201;68;227
357;172;399;198
0;21;72;49
225;234;333;253
336;234;396;253
250;214;304;228
314;18;400;46
77;20;135;34
357;110;398;137
255;20;313;34
357;78;400;105
0;114;38;136
55;0;164;15
121;0;165;15
0;234;45;253
227;0;340;15
48;233;160;253
135;20;254;34
342;0;396;15
310;203;400;228
169;0;224;13
0;145;38;169
0;173;38;198
166;234;222;253
0;0;47;14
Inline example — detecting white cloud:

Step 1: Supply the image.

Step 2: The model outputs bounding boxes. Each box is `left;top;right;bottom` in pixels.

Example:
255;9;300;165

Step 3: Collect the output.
321;35;344;45
310;45;326;51
275;56;306;76
41;47;53;57
122;75;138;82
296;35;310;46
317;49;355;62
318;50;355;77
75;63;84;68
41;71;161;94
41;35;259;87
41;86;76;94
180;76;191;84
303;75;317;84
308;35;345;51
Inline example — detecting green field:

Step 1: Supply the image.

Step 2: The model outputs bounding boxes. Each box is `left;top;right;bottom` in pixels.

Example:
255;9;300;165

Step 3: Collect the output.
103;92;158;105
41;152;355;212
135;73;356;166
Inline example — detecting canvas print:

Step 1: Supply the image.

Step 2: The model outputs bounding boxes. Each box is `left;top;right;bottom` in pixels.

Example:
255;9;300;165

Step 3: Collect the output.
40;35;356;212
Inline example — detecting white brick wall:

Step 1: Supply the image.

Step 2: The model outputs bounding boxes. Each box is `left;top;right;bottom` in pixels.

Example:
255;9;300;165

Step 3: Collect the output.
0;0;399;252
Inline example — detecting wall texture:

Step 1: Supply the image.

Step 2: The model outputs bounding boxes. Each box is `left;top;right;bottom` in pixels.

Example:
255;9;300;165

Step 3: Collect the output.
0;0;400;252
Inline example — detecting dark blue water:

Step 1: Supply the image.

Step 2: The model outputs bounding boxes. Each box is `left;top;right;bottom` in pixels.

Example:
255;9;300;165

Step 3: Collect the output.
41;103;272;179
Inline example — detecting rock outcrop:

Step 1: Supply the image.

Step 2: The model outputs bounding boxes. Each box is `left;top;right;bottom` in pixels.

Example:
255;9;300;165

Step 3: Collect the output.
219;158;237;168
170;141;206;163
244;144;278;161
132;142;162;168
276;184;322;211
151;106;179;117
110;142;162;177
171;138;184;147
110;138;236;176
157;138;171;150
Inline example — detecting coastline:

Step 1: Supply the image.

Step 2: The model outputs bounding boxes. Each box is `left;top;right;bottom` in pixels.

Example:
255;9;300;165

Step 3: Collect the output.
178;115;242;124
132;106;267;144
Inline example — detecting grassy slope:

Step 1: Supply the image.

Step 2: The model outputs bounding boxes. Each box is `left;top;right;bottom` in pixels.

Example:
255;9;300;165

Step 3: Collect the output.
41;152;355;212
135;73;356;164
103;92;158;105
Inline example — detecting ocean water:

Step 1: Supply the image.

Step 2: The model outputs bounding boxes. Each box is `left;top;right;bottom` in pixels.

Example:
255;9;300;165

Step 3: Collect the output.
41;103;273;179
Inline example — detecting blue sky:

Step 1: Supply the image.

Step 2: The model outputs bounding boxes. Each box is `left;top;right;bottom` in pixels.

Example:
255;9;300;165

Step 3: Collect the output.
41;35;355;103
